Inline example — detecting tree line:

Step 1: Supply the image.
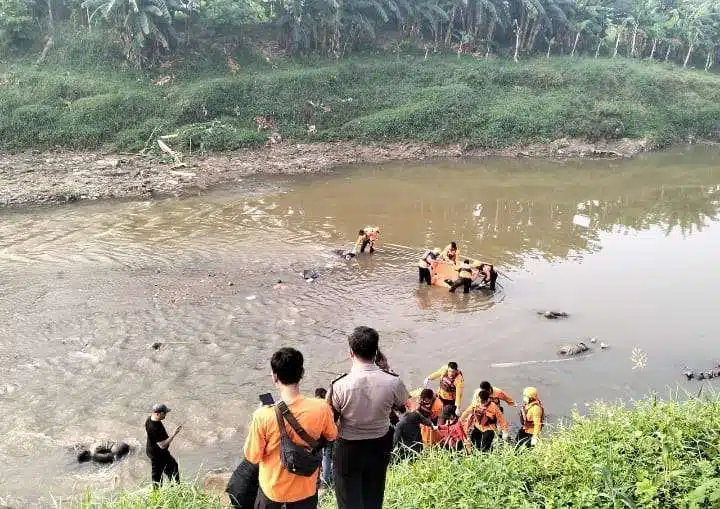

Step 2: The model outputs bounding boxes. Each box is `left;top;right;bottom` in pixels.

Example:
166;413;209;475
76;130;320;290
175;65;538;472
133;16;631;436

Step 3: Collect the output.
1;0;718;69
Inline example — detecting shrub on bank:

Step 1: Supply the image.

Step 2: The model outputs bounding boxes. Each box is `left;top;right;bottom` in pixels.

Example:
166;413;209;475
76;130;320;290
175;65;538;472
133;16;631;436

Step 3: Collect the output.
88;394;720;509
1;56;720;152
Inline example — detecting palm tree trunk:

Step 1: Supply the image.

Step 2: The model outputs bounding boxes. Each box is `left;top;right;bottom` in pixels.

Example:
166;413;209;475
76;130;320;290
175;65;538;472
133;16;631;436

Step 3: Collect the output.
595;40;602;58
513;19;520;63
705;51;713;72
683;43;693;68
649;39;657;60
613;32;621;58
445;6;456;46
571;32;580;57
630;22;638;57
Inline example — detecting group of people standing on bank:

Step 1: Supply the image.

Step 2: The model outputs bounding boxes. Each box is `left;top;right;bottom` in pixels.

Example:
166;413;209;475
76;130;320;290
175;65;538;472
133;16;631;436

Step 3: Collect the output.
139;326;540;509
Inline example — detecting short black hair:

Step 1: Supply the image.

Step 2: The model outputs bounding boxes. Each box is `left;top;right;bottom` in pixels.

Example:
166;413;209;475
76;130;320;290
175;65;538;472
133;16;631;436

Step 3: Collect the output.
479;381;492;392
270;347;304;385
348;326;379;361
420;388;435;400
448;362;458;370
314;387;327;399
478;389;490;403
358;229;365;235
450;242;457;249
463;259;470;264
441;404;457;421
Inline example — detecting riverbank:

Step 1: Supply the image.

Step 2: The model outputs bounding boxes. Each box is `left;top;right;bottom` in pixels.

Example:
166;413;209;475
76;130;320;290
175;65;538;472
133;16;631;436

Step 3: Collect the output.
0;137;652;207
83;394;720;508
3;54;720;207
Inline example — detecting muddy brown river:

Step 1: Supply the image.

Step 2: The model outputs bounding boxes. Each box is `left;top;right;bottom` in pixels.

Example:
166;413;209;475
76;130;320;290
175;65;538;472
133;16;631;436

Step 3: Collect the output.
1;145;720;506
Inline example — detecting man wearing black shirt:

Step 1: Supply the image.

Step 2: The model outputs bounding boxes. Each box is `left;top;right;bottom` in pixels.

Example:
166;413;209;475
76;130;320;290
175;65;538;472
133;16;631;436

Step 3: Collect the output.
392;410;434;459
145;403;182;486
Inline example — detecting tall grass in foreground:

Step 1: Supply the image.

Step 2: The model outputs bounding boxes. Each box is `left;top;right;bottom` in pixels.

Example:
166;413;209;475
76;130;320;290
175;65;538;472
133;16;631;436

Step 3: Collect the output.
91;394;720;508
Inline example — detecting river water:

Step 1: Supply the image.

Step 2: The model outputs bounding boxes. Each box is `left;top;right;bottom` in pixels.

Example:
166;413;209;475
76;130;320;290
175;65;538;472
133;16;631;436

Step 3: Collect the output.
1;146;720;506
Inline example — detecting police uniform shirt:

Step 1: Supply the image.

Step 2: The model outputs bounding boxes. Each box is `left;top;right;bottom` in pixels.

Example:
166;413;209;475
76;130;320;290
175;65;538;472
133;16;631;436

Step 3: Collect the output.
331;362;410;441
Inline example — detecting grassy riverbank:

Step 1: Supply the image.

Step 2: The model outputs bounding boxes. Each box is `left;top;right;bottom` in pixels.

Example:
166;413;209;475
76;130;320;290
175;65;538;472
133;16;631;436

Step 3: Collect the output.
1;54;720;154
84;393;720;508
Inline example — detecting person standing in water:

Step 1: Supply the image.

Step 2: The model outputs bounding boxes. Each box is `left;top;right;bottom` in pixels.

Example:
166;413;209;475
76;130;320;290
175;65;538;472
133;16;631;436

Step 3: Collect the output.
145;403;181;487
417;248;440;285
475;263;498;291
441;242;458;263
449;259;473;293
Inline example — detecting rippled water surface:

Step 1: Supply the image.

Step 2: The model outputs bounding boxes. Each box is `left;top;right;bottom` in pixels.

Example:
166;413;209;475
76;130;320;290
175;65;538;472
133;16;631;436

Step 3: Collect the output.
1;146;720;505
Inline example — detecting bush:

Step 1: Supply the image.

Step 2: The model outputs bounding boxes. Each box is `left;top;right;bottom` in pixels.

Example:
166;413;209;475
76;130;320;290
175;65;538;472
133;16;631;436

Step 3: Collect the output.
1;55;720;150
89;394;720;509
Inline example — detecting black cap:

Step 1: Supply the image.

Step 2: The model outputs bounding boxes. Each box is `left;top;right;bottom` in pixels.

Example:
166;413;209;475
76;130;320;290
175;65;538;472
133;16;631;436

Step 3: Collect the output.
152;403;171;413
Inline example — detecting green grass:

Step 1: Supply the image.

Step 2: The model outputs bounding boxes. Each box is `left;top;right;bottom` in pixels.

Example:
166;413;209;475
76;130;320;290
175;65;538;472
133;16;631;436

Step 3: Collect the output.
1;54;720;153
87;393;720;509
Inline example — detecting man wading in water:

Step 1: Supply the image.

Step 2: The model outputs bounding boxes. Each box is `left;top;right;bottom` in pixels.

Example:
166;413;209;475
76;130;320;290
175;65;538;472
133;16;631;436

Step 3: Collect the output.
145;403;181;486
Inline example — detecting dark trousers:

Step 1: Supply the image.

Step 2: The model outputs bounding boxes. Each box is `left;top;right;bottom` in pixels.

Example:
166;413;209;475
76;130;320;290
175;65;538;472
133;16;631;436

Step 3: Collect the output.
418;267;432;285
470;428;495;452
516;429;534;448
439;397;455;409
334;430;393;509
360;239;374;254
254;488;318;509
449;277;472;293
150;453;179;486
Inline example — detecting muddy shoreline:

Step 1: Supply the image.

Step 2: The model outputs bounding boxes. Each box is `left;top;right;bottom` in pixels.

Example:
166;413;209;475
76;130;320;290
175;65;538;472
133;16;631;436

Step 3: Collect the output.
0;138;651;208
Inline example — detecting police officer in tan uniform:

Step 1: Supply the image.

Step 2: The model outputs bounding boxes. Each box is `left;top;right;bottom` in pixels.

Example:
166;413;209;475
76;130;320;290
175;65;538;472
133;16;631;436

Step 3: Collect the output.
329;326;410;509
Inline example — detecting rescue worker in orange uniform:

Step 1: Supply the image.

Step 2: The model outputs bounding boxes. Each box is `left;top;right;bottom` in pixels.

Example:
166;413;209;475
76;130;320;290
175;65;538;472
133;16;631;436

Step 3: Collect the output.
424;362;464;411
408;388;444;445
441;242;458;263
449;260;474;294
460;389;509;452
471;381;515;411
517;387;544;447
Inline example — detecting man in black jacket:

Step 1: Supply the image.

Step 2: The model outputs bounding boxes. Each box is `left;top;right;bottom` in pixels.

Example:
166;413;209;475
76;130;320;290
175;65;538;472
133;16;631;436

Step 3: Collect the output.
145;403;181;486
392;410;435;459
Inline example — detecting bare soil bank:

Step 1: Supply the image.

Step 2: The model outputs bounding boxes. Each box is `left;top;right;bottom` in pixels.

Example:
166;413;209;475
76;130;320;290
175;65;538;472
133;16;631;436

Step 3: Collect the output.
0;138;651;207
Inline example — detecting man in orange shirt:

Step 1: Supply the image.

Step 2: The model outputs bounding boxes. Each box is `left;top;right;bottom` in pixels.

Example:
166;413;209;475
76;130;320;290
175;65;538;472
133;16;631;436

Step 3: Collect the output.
424;362;464;410
244;347;338;509
460;389;509;452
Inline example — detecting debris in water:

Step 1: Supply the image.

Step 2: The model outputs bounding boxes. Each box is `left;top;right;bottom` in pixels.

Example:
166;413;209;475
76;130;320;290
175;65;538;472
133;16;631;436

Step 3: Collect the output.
151;342;162;350
302;269;320;282
537;310;569;319
590;337;597;343
228;281;234;286
558;342;590;356
631;347;647;370
246;295;256;300
600;342;609;350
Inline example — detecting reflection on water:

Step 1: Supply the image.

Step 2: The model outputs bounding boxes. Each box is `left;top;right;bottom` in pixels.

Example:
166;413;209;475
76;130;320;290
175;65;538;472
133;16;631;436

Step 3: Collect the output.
1;145;719;505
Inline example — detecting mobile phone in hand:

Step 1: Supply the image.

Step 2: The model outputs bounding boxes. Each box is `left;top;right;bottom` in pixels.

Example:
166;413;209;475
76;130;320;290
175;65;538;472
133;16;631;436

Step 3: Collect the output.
259;393;275;406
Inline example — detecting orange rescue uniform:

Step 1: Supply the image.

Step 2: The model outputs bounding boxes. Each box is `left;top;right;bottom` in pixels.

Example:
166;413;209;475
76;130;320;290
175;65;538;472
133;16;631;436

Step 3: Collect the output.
426;365;465;408
472;387;515;408
521;400;544;437
244;395;337;503
460;400;509;433
407;389;444;445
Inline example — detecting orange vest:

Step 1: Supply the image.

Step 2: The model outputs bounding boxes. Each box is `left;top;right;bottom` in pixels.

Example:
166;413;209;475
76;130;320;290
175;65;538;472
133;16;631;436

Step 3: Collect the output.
439;371;461;398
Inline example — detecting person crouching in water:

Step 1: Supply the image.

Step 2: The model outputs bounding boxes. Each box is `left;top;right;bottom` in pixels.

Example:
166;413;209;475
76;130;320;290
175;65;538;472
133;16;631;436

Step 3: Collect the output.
518;387;544;447
436;405;466;451
475;263;498;291
354;229;374;255
460;389;509;452
449;259;474;294
418;248;440;285
441;242;458;263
